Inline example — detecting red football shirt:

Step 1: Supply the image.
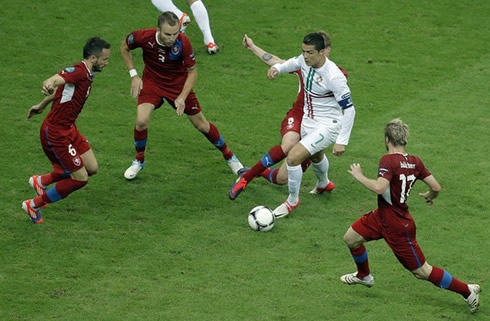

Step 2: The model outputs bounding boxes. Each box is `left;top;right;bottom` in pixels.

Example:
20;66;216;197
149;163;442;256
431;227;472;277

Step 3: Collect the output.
377;153;432;217
126;28;195;88
45;61;94;129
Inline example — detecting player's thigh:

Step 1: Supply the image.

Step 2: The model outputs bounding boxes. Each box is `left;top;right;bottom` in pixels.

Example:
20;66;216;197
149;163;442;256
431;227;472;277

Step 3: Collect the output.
280;109;302;139
286;143;311;166
41;126;86;174
385;217;426;271
281;131;300;154
70;166;89;182
81;149;98;175
351;210;384;243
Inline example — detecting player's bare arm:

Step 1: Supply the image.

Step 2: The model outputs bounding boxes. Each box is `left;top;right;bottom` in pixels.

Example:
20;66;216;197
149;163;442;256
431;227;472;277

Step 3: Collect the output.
27;93;55;119
243;34;285;67
419;175;441;205
120;39;142;98
348;163;390;194
175;66;198;116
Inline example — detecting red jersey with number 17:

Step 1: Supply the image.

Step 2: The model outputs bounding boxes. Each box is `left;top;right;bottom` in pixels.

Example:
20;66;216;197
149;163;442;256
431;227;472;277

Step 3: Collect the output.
45;61;94;130
126;28;195;88
377;153;432;217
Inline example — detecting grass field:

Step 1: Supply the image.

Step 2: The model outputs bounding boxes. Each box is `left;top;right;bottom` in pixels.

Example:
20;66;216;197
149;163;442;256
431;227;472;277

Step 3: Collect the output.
1;0;489;320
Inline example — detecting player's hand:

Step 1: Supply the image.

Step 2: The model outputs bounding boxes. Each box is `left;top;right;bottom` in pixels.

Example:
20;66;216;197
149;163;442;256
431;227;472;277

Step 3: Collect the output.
131;76;143;99
348;163;363;180
333;144;345;156
27;104;44;119
418;191;434;206
41;80;55;96
243;34;254;49
267;67;279;80
175;97;186;116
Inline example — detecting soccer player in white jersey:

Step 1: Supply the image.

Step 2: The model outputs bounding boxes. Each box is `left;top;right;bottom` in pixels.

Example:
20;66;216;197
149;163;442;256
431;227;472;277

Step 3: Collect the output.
151;0;219;54
267;32;356;218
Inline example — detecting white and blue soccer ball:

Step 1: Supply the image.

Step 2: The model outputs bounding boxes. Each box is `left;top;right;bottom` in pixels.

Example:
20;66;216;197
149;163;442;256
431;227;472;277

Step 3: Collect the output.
248;206;275;232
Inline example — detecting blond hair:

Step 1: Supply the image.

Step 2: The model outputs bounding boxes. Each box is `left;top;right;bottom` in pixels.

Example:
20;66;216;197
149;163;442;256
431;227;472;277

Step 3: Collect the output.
385;118;409;146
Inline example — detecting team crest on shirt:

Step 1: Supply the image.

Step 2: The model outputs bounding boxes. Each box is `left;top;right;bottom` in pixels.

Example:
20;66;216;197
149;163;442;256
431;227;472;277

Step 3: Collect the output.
169;39;183;60
73;156;81;167
64;67;75;73
171;44;181;55
315;76;323;83
128;34;134;45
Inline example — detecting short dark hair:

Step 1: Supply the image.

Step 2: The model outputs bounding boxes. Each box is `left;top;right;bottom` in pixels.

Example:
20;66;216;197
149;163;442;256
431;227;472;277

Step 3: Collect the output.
83;37;111;59
158;11;179;28
303;32;326;51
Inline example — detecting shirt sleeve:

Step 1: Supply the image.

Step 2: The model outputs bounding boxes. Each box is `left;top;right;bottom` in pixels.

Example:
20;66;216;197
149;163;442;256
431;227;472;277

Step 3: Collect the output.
126;30;142;50
273;56;301;74
377;155;393;181
58;65;85;84
181;35;196;69
417;158;432;180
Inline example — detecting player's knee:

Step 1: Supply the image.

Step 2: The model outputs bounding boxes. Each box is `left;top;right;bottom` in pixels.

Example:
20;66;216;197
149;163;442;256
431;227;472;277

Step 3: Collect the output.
87;166;98;176
343;232;355;247
412;263;431;280
135;118;149;130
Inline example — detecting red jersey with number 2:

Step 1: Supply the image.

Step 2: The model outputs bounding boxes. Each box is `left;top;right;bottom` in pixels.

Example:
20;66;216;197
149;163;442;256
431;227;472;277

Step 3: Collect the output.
126;28;195;88
377;153;431;217
45;62;94;130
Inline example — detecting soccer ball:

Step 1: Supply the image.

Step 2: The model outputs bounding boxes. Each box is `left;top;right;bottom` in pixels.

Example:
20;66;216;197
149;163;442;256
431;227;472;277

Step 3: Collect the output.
248;206;275;232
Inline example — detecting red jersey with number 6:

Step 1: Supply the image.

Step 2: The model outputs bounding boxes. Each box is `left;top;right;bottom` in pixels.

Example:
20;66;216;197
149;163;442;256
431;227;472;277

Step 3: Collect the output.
45;61;94;130
377;153;432;217
125;28;195;88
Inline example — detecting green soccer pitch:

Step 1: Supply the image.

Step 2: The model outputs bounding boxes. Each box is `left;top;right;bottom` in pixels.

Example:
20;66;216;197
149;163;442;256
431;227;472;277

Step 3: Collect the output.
0;1;488;320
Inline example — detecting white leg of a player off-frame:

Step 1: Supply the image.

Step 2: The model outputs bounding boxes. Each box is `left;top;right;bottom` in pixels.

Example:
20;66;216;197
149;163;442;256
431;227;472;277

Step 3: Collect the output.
152;0;184;19
311;154;330;189
287;164;303;205
190;0;215;45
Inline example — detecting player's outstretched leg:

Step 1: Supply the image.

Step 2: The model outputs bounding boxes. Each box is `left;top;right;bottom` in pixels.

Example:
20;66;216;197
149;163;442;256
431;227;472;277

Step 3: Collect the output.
426;265;481;313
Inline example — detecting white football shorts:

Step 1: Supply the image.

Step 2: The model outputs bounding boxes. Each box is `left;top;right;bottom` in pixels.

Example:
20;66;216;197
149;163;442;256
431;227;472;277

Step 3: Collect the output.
299;117;341;155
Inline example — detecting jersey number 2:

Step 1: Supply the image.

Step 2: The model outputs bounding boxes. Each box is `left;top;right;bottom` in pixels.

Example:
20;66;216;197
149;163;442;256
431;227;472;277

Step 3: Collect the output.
399;174;416;204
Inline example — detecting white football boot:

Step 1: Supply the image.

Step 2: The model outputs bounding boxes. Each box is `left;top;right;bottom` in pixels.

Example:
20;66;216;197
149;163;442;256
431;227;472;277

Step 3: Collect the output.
226;155;244;175
465;284;481;313
340;272;375;288
124;160;144;180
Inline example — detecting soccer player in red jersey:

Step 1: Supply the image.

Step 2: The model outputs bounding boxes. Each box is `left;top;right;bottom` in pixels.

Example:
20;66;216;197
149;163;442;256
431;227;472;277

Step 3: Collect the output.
340;119;480;313
229;33;350;201
23;37;111;224
121;11;243;180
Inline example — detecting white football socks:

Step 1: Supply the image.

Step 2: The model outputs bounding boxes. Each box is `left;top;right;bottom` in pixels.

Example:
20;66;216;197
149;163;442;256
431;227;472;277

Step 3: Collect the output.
190;0;215;45
287;164;302;205
151;0;184;19
312;154;330;189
